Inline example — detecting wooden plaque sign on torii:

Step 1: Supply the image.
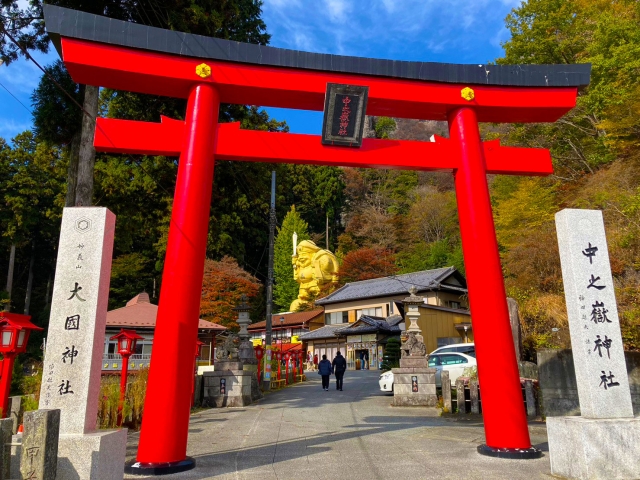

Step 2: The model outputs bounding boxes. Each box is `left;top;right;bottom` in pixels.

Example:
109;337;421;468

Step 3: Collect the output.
43;5;591;475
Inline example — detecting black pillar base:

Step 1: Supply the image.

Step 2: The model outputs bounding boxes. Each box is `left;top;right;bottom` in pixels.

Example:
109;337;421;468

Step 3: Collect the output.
125;457;196;475
477;444;542;459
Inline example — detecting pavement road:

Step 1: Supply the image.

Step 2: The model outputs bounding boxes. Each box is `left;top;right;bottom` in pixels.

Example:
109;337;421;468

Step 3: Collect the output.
125;369;553;480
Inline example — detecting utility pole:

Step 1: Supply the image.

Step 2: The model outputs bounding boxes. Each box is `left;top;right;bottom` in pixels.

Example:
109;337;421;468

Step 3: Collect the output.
263;171;276;389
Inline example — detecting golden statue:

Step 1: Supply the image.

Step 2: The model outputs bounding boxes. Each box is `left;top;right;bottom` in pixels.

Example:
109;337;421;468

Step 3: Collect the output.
290;237;339;311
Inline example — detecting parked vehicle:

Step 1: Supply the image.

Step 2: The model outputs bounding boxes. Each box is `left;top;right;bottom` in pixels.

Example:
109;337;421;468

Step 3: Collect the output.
378;351;476;392
428;352;477;386
379;370;394;393
429;342;475;357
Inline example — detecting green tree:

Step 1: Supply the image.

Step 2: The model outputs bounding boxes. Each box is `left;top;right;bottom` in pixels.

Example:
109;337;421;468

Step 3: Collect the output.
380;337;400;370
273;206;309;312
373;117;396;139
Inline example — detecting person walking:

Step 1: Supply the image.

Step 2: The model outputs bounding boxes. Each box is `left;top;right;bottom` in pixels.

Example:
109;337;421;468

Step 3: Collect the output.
318;354;332;391
332;350;347;391
313;353;319;371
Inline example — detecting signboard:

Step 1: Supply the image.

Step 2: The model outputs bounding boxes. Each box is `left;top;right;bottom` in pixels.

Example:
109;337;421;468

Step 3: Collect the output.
220;378;226;395
412;376;418;393
347;335;362;343
264;346;272;381
362;334;376;342
321;83;369;147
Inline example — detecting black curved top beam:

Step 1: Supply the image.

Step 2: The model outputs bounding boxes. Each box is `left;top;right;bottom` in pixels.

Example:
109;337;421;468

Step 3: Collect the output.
43;5;591;88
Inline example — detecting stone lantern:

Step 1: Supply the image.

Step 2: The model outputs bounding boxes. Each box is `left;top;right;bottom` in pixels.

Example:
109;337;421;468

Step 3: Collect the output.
400;285;427;363
403;286;424;337
234;295;251;342
392;285;437;407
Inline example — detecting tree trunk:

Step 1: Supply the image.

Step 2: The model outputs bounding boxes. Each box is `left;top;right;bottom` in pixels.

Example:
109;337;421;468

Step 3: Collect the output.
65;129;81;207
23;245;35;315
44;273;52;308
4;244;15;311
75;84;99;206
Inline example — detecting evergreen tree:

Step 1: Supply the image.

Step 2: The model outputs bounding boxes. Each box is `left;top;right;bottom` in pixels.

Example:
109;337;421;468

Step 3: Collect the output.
273;206;309;312
381;337;401;370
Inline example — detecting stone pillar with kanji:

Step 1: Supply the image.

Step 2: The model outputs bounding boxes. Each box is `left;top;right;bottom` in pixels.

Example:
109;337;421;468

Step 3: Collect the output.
548;209;640;479
38;207;127;480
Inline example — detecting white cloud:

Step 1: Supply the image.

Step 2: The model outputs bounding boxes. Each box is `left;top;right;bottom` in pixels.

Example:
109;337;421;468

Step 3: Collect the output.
264;0;300;9
324;0;352;23
0;118;31;141
380;0;396;13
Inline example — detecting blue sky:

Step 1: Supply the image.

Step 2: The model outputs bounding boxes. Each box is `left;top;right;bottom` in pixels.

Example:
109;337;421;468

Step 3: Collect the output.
0;0;521;141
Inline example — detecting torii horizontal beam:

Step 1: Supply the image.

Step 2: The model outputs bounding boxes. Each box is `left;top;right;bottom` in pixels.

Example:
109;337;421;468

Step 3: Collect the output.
61;38;577;124
94;117;553;176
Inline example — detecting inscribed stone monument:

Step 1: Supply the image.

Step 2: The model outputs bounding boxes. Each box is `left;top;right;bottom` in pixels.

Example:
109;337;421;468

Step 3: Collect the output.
38;207;127;479
20;409;60;480
548;209;640;479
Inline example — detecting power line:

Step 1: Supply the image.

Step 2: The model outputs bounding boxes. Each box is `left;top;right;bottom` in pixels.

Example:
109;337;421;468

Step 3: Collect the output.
0;79;31;113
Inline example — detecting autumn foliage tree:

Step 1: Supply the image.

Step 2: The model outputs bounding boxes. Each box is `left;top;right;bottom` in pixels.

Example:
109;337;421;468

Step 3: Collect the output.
199;256;261;330
338;247;398;285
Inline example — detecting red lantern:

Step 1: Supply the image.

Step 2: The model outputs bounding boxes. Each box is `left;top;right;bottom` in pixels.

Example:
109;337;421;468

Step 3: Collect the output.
284;352;291;385
0;313;42;419
276;350;283;380
109;329;144;426
292;350;298;381
298;350;304;375
254;345;264;381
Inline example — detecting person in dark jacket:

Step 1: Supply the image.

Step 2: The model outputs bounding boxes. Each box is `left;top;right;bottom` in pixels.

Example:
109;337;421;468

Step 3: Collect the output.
317;354;332;391
332;351;347;391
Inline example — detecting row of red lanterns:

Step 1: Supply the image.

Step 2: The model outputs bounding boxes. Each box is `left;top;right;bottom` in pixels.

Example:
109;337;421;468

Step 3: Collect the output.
254;345;304;386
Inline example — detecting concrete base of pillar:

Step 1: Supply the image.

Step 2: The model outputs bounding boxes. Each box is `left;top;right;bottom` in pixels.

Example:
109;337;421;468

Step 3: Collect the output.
547;416;640;479
57;429;127;480
391;367;438;407
10;429;127;480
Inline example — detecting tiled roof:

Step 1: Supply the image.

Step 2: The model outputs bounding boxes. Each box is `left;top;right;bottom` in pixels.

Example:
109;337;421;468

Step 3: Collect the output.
316;267;464;305
106;293;225;331
248;309;324;331
298;324;346;341
335;315;403;335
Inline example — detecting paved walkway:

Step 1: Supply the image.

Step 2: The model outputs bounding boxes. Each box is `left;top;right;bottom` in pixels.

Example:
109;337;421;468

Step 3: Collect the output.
125;370;553;480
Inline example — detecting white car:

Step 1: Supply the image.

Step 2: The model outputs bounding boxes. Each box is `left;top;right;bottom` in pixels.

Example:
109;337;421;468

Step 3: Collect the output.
430;343;475;357
378;351;476;392
428;352;477;386
379;370;394;393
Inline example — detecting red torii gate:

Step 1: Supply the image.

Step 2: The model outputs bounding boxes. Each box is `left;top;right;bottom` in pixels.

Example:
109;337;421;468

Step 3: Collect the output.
44;5;590;475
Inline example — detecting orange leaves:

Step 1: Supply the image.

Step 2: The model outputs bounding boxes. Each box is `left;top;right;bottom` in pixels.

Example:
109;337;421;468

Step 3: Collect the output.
199;256;261;330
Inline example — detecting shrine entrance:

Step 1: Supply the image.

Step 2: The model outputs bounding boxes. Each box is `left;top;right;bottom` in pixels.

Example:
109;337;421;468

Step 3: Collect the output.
43;5;590;475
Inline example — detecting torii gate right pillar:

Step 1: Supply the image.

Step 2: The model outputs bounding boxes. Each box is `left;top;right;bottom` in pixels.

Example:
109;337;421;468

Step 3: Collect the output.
450;107;535;456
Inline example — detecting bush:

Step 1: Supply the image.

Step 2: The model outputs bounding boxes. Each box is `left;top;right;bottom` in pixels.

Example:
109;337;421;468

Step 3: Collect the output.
380;337;401;370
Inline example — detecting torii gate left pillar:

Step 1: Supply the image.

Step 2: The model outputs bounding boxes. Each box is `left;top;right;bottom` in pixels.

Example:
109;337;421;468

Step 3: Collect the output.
130;83;219;472
43;4;590;475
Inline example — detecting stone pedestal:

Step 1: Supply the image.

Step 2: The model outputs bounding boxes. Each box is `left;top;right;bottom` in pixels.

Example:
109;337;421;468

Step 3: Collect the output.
392;364;437;407
547;416;640;479
203;366;257;407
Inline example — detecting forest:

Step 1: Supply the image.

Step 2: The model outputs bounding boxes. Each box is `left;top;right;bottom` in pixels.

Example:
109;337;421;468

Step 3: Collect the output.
1;0;639;362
